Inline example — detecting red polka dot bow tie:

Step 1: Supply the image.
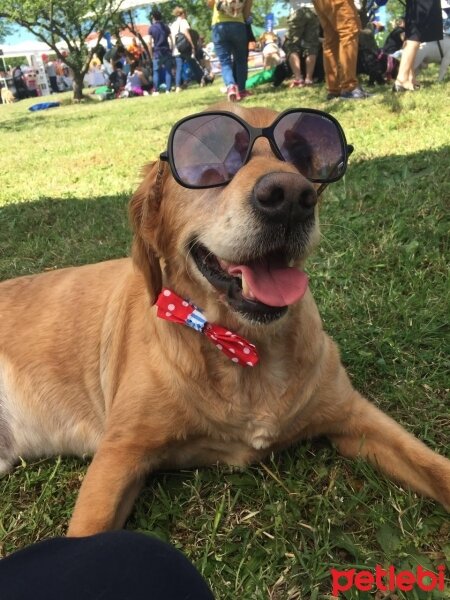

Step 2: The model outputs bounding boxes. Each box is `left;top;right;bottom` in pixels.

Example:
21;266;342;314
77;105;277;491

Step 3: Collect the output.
155;288;259;367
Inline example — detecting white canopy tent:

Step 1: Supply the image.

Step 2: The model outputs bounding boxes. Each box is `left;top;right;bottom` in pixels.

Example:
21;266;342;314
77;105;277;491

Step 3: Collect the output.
0;40;69;97
84;0;170;18
115;0;170;10
0;39;67;59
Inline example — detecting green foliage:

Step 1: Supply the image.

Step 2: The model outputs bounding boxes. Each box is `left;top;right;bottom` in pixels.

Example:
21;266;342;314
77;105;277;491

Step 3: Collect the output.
151;0;215;40
386;0;407;21
0;15;12;41
0;75;449;598
250;0;277;27
1;55;26;70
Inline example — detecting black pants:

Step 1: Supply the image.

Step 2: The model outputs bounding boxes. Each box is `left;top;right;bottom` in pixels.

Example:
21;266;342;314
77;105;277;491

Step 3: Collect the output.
0;531;214;600
49;75;59;93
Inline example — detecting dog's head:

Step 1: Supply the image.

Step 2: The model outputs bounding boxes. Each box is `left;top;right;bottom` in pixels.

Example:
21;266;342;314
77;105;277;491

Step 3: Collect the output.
130;105;350;327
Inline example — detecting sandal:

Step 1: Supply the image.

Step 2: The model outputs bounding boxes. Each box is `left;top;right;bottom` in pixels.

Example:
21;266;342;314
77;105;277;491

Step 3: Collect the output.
392;81;415;93
289;79;305;88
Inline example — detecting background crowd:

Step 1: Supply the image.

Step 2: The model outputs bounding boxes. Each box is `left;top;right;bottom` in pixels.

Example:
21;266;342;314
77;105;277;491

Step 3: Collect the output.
1;0;449;104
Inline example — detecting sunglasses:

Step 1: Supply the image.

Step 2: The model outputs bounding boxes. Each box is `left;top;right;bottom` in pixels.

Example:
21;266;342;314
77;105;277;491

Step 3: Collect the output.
159;108;353;192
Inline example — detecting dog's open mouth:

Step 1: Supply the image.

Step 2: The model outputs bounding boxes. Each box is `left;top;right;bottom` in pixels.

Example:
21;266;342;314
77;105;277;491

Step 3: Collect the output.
189;242;309;323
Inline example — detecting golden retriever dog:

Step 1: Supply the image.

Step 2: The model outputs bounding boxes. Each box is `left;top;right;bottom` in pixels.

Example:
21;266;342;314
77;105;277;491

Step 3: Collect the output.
0;105;449;538
1;87;15;104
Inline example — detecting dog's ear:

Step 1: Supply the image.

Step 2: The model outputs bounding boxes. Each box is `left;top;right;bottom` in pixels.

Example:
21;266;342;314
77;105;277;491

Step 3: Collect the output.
129;161;167;305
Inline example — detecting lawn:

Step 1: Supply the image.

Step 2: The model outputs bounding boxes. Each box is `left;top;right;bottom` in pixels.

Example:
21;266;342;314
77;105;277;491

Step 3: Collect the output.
0;74;449;599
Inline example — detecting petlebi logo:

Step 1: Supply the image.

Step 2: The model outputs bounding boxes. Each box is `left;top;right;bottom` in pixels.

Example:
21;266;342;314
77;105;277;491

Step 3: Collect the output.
330;564;447;596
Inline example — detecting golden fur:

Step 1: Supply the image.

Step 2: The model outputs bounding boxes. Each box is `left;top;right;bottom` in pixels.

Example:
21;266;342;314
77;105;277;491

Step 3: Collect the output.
1;87;15;104
0;105;449;537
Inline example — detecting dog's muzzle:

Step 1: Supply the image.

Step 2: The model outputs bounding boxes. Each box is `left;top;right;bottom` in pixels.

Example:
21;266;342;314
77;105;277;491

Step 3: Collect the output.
188;173;318;324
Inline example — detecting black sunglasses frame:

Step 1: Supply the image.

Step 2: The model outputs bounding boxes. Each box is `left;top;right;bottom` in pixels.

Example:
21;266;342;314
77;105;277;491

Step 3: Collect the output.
159;108;354;192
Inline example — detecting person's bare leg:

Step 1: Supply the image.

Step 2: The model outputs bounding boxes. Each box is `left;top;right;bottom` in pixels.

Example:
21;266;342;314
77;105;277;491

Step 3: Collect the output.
396;40;420;89
288;52;304;85
305;53;317;83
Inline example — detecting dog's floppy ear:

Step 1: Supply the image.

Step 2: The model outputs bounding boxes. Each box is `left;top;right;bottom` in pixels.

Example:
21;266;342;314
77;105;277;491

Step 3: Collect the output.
129;161;167;305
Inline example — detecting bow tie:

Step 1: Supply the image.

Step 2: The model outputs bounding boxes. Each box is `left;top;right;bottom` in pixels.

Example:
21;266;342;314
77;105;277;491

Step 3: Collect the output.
155;288;259;367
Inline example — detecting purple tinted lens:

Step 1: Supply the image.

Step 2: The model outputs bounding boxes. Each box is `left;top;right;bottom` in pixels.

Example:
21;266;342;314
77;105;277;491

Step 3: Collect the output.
273;113;344;181
172;114;250;187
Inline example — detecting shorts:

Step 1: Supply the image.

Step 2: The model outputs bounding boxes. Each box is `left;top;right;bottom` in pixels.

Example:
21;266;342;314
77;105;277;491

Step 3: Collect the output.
285;7;320;56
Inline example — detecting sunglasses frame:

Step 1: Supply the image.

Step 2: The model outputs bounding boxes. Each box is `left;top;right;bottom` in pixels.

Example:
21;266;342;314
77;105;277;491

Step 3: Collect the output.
159;108;354;191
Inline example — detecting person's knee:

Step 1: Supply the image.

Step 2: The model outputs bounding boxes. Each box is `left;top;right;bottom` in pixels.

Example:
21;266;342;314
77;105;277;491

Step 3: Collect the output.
0;531;214;600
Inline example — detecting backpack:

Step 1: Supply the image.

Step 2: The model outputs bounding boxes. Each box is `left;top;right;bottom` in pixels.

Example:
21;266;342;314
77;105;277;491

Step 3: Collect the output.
175;25;192;57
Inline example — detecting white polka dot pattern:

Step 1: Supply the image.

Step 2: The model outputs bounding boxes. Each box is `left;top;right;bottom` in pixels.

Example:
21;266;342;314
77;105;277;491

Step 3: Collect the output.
155;288;259;367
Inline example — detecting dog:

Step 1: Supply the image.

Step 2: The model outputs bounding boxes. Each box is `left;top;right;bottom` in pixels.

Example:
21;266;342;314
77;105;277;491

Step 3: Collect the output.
1;87;15;104
260;32;282;70
357;48;395;85
0;105;449;538
414;36;450;81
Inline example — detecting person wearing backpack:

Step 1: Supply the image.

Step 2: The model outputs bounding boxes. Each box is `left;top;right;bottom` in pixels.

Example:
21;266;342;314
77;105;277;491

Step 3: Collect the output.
170;6;195;92
207;0;253;101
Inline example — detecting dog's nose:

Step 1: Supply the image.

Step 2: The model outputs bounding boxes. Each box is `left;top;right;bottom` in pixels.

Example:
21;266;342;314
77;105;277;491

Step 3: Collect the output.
251;172;317;224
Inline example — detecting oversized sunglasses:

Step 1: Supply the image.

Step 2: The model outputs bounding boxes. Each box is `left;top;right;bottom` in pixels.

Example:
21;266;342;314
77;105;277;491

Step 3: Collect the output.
159;108;353;192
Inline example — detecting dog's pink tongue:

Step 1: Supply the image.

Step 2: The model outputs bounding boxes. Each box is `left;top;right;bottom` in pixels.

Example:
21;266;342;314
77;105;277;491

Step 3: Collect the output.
228;262;308;307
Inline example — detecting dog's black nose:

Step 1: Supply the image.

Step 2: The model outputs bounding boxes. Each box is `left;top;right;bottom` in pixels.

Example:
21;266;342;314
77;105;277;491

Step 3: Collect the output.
251;172;317;224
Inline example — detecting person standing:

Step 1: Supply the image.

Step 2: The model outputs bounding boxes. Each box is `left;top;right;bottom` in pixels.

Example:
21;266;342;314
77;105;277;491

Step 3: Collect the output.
149;9;174;95
393;0;443;91
45;59;59;94
12;66;29;100
284;0;320;87
170;6;195;93
313;0;370;99
207;0;253;101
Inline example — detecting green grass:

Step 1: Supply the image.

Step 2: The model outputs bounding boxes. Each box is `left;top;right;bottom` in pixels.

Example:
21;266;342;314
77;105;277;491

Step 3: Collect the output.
1;75;449;599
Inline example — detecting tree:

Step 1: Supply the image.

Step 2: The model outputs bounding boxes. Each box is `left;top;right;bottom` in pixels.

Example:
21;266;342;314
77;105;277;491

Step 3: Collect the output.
156;0;213;39
0;16;12;41
105;7;152;59
385;0;407;23
251;0;276;27
0;0;124;100
116;9;152;58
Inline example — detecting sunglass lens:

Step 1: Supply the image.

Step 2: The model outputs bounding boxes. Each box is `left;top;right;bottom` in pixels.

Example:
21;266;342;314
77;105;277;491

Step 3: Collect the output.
273;113;345;181
171;114;250;187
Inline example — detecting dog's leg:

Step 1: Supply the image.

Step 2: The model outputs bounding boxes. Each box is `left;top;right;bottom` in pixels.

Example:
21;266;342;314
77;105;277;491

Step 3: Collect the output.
0;457;14;475
67;432;163;537
438;54;450;81
317;388;450;510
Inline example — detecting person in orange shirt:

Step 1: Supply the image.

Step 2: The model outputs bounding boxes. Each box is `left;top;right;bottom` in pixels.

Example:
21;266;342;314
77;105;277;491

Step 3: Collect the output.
127;37;143;64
